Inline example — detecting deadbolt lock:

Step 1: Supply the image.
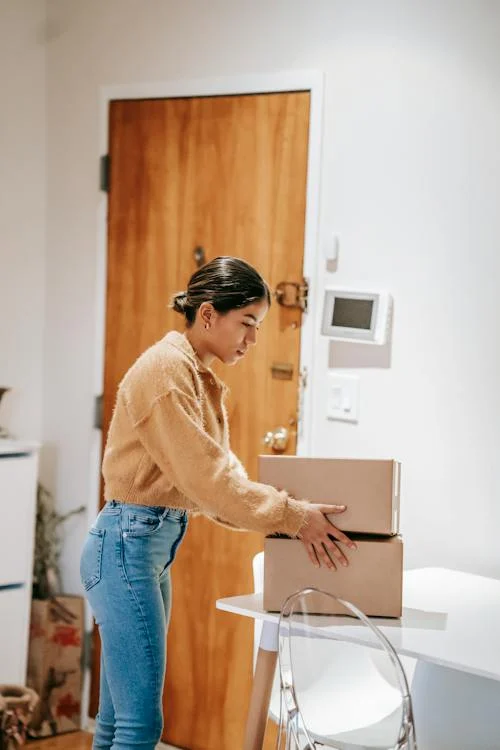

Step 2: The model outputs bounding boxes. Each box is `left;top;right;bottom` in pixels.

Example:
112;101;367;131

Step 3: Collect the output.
274;279;309;313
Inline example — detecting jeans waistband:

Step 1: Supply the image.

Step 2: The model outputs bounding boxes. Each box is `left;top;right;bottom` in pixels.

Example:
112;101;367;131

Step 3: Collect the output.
103;500;187;521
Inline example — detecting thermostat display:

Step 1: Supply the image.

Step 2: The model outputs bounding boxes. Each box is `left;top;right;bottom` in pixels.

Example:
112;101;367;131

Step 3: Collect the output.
321;289;392;345
331;297;374;330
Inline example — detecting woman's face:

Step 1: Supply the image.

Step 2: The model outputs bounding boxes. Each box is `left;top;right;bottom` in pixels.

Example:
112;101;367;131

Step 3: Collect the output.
207;299;269;365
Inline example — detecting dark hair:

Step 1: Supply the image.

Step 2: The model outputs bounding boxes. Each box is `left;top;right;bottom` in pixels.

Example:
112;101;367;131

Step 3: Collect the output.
171;256;271;327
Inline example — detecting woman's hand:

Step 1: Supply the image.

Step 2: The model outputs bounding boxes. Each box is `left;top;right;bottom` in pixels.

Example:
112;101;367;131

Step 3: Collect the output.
297;504;357;570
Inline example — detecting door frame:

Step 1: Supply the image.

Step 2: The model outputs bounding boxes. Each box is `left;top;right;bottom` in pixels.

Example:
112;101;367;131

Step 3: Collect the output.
85;71;324;720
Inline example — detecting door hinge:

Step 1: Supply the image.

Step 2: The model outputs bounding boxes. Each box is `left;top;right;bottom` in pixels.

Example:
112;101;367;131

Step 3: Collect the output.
193;245;207;268
94;395;103;430
99;154;110;192
270;362;294;380
297;367;308;438
275;278;309;313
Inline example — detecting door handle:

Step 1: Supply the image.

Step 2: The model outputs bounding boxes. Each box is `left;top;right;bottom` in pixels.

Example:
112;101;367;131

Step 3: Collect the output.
263;426;289;453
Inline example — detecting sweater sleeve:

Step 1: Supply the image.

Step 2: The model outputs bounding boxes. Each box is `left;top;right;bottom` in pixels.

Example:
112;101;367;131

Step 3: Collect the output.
228;450;248;480
131;386;307;535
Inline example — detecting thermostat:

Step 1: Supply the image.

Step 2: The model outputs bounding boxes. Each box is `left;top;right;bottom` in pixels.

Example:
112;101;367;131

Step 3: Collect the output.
321;289;392;345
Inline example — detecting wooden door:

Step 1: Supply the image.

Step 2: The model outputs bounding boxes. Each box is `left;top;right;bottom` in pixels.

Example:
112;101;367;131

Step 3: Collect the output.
93;91;310;749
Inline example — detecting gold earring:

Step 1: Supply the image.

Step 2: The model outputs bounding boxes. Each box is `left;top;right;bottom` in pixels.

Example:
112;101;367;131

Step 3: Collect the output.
205;323;210;330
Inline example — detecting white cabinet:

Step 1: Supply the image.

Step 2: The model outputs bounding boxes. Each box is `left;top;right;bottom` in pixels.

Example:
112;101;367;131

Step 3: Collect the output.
0;587;31;684
0;441;39;685
0;453;38;586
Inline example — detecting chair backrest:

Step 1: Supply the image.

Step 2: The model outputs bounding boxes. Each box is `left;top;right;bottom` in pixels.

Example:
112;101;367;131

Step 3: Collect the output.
277;587;417;750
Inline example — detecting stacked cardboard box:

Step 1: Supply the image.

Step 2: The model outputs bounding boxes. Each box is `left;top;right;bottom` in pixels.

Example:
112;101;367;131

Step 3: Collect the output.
259;457;403;618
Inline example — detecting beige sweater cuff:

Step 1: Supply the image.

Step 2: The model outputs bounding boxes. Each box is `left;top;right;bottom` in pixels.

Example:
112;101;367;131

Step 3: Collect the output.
279;495;308;537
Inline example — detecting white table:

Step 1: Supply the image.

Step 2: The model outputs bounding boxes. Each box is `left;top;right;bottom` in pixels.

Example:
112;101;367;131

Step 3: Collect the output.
216;567;500;750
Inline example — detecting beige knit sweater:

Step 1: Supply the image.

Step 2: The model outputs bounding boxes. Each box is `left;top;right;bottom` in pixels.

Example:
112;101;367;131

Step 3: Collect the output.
102;331;307;536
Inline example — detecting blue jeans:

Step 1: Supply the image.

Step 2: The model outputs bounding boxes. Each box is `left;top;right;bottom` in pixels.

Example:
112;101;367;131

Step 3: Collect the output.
80;501;188;750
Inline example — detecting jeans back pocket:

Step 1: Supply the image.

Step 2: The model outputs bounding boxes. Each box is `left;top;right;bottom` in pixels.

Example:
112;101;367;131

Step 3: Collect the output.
80;527;105;591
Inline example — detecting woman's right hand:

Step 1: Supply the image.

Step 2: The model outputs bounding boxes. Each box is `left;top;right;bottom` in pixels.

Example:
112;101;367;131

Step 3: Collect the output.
297;503;357;570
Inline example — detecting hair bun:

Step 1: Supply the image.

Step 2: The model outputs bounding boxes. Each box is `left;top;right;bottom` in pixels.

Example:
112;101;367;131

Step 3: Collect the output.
171;291;189;314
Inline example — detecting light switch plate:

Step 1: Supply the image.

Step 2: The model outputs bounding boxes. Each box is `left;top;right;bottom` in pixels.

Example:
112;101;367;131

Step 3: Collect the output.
326;374;359;423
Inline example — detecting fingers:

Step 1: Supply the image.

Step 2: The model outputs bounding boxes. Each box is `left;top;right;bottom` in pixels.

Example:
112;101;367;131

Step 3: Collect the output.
316;543;338;570
301;539;346;570
322;539;348;567
304;542;319;568
298;506;357;566
325;520;357;550
302;540;337;570
317;504;346;514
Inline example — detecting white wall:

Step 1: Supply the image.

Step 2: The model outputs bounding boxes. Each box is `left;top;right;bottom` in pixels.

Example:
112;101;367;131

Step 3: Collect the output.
43;0;500;591
0;0;46;440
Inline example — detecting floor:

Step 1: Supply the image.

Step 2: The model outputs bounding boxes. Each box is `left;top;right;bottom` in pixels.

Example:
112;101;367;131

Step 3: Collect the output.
27;731;179;749
28;733;93;750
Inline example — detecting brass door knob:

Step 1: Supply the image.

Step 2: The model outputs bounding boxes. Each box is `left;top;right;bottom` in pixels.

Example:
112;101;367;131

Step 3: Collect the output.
263;426;289;453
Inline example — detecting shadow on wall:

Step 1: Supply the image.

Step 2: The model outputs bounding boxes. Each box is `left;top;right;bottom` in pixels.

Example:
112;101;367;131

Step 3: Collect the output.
326;299;394;369
328;339;392;369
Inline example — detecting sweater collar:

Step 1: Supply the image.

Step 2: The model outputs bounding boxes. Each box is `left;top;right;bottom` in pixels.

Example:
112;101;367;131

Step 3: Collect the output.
163;331;227;391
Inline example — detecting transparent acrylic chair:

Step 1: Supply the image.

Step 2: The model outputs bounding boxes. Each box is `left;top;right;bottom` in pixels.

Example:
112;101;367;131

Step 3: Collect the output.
276;587;417;750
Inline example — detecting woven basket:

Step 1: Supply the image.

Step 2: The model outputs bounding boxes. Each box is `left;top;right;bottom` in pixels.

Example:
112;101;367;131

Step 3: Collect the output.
0;686;39;750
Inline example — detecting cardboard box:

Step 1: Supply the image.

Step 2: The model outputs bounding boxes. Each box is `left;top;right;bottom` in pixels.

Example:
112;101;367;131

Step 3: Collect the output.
259;456;401;535
26;596;83;738
264;535;403;617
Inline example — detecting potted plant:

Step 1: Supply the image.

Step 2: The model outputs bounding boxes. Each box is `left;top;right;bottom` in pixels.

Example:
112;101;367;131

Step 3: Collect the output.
32;484;85;600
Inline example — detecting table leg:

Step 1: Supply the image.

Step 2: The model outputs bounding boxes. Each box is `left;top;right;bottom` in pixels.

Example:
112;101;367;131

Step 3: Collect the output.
244;620;279;750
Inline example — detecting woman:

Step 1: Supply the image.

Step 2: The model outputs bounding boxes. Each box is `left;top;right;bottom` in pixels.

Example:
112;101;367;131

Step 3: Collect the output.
80;256;355;750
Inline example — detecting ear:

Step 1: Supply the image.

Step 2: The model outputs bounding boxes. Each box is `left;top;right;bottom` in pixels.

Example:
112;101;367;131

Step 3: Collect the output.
199;302;215;329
